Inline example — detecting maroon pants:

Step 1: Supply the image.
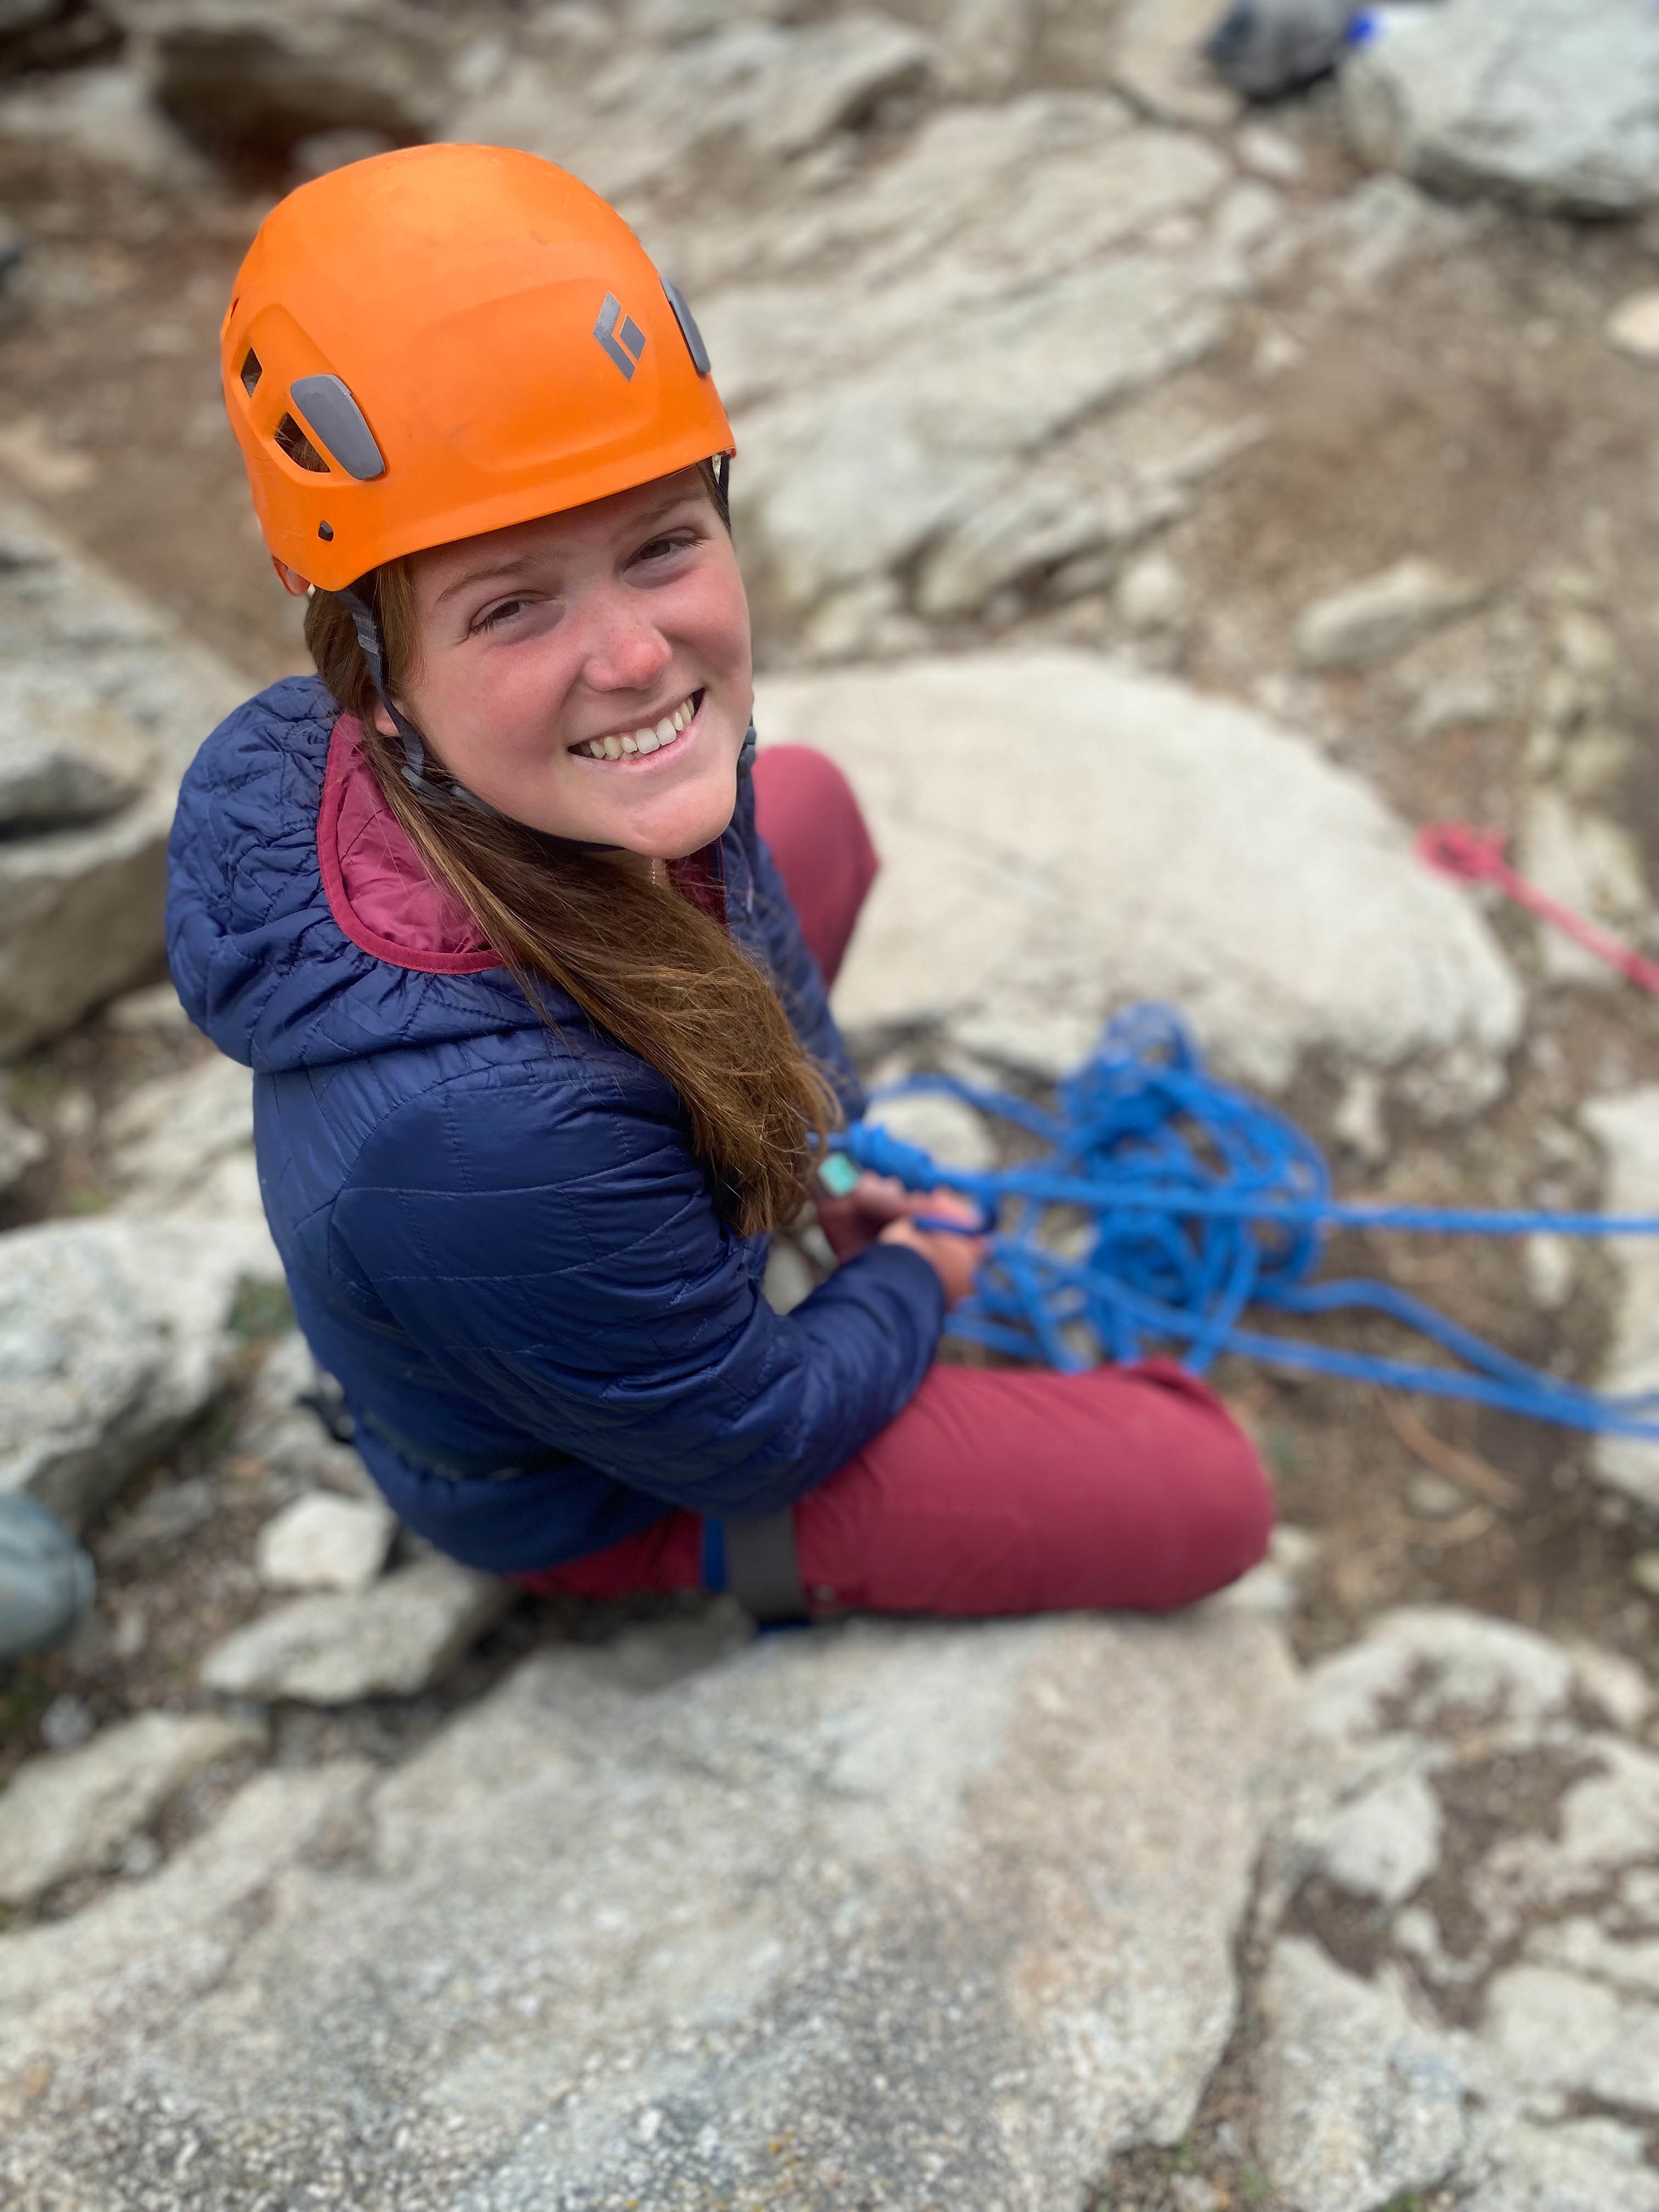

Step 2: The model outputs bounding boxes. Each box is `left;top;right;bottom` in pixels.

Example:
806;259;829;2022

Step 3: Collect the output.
518;746;1274;1616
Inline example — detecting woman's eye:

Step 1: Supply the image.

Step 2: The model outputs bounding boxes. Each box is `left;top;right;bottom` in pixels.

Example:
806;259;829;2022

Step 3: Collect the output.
473;597;529;633
634;531;696;567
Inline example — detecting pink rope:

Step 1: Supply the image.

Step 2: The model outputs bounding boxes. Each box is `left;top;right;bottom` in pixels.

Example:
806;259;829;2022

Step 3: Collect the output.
1417;821;1659;996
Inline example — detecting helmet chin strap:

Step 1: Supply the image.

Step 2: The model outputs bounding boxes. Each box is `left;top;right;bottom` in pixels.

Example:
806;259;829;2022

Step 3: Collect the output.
337;582;755;857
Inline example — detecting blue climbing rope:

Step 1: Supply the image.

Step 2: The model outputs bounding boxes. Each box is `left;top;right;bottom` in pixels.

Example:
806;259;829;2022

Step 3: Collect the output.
829;1003;1659;1441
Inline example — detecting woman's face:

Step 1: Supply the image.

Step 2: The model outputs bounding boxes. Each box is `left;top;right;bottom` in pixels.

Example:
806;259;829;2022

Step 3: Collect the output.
388;467;752;859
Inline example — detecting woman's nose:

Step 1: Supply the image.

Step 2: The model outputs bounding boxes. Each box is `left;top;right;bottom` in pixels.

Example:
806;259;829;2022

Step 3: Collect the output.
571;584;673;695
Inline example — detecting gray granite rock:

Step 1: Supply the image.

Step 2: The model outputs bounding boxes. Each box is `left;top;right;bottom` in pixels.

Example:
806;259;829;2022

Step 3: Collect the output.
0;1101;43;1193
0;496;245;1053
1295;556;1484;669
0;1212;284;1531
0;668;151;830
1311;1764;1442;1908
1255;1605;1659;2209
755;653;1522;1103
452;10;935;201
1461;2117;1659;2212
5;1610;1296;2205
200;1557;513;1703
0;1709;264;1906
104;1053;274;1258
1343;0;1659;215
1581;1088;1659;1508
1255;1937;1467;2212
255;1491;396;1595
110;0;447;160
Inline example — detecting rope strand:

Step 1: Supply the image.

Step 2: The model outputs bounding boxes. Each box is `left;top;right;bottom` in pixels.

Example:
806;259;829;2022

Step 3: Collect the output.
830;1003;1659;1441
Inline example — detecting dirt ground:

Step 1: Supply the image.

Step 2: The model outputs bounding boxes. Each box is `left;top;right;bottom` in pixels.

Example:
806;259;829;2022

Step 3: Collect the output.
6;66;1659;2002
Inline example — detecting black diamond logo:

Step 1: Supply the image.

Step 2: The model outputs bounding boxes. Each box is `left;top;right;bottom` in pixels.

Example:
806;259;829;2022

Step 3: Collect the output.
594;294;646;381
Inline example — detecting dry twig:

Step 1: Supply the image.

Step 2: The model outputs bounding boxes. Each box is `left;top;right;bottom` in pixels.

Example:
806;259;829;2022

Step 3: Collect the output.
1378;1392;1521;1507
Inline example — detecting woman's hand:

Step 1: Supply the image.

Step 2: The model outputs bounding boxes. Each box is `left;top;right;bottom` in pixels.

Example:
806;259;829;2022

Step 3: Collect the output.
816;1171;989;1306
876;1189;989;1309
814;1170;915;1261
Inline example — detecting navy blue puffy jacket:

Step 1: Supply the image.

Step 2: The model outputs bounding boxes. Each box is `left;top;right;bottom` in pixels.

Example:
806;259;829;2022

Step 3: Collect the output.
166;678;943;1572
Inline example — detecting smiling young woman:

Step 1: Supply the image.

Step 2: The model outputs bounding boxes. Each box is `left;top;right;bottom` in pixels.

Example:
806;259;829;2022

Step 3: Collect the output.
167;144;1271;1622
302;460;836;1238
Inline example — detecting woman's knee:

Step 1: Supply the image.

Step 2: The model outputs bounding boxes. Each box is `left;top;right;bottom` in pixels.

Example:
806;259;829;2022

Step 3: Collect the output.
1133;1365;1275;1604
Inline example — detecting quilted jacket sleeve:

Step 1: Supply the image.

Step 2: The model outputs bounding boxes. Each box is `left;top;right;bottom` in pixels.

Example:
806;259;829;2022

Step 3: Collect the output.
332;1051;944;1517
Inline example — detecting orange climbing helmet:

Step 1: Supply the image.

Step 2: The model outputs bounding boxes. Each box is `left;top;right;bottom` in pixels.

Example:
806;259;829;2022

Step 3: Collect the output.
221;143;734;594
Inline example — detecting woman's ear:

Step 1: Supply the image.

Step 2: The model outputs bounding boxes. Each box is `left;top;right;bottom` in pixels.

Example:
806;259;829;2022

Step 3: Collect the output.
271;557;313;598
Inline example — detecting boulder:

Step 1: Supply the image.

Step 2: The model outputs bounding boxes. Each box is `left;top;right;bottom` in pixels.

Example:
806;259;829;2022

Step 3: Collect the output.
0;498;245;1054
2;1608;1296;2204
0;61;207;183
451;12;935;201
104;1052;268;1238
1251;1606;1659;2210
0;1709;264;1906
200;1556;512;1702
105;0;445;160
0;1211;279;1531
0;0;119;76
1342;0;1659;216
1254;1937;1467;2212
697;103;1242;617
754;652;1523;1101
0;669;151;830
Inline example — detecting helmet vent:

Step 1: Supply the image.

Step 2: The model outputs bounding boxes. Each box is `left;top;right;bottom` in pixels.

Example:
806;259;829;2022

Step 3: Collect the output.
239;348;263;396
274;414;330;473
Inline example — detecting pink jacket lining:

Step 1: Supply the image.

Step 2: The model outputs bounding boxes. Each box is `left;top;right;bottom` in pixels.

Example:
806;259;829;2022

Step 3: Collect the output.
317;715;498;975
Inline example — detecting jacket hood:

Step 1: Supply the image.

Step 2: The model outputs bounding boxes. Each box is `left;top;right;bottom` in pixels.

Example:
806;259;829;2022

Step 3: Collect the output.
167;676;543;1075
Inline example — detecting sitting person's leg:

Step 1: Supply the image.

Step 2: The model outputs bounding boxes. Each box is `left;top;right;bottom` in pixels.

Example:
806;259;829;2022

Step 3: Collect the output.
750;743;878;988
517;1359;1272;1615
794;1359;1272;1615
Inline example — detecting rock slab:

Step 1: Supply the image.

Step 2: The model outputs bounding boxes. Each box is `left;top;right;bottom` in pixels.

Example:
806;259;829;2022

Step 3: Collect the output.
201;1555;512;1702
4;1609;1296;2207
756;651;1523;1101
1252;1606;1659;2211
0;1709;263;1906
1344;0;1659;216
0;1212;285;1531
0;495;245;1053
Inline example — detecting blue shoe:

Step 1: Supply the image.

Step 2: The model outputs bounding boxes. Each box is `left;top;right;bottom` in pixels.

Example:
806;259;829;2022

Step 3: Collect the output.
0;1496;95;1663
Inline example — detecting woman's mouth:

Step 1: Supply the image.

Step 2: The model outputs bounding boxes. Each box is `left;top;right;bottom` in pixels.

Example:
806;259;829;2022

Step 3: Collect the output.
570;689;703;763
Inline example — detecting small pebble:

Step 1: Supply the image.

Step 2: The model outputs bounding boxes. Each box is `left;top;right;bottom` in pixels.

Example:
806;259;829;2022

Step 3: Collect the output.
1330;1069;1387;1166
38;1692;94;1751
1632;1551;1659;1599
1607;289;1659;362
117;1834;161;1880
1237;122;1307;183
1115;551;1188;632
1523;1231;1576;1313
1408;1474;1463;1520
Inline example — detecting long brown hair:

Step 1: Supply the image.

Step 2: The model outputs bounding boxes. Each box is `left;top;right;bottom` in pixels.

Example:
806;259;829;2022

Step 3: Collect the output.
304;481;838;1237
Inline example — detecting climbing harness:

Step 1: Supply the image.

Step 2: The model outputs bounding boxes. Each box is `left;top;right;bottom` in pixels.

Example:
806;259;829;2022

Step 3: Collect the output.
1418;821;1659;997
830;1003;1659;1441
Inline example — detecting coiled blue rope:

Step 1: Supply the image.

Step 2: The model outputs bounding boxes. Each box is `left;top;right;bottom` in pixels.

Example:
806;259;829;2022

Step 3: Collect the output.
830;1003;1659;1441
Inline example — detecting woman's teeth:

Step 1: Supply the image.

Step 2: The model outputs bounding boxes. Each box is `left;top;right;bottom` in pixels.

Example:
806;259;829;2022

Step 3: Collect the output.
575;694;698;761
